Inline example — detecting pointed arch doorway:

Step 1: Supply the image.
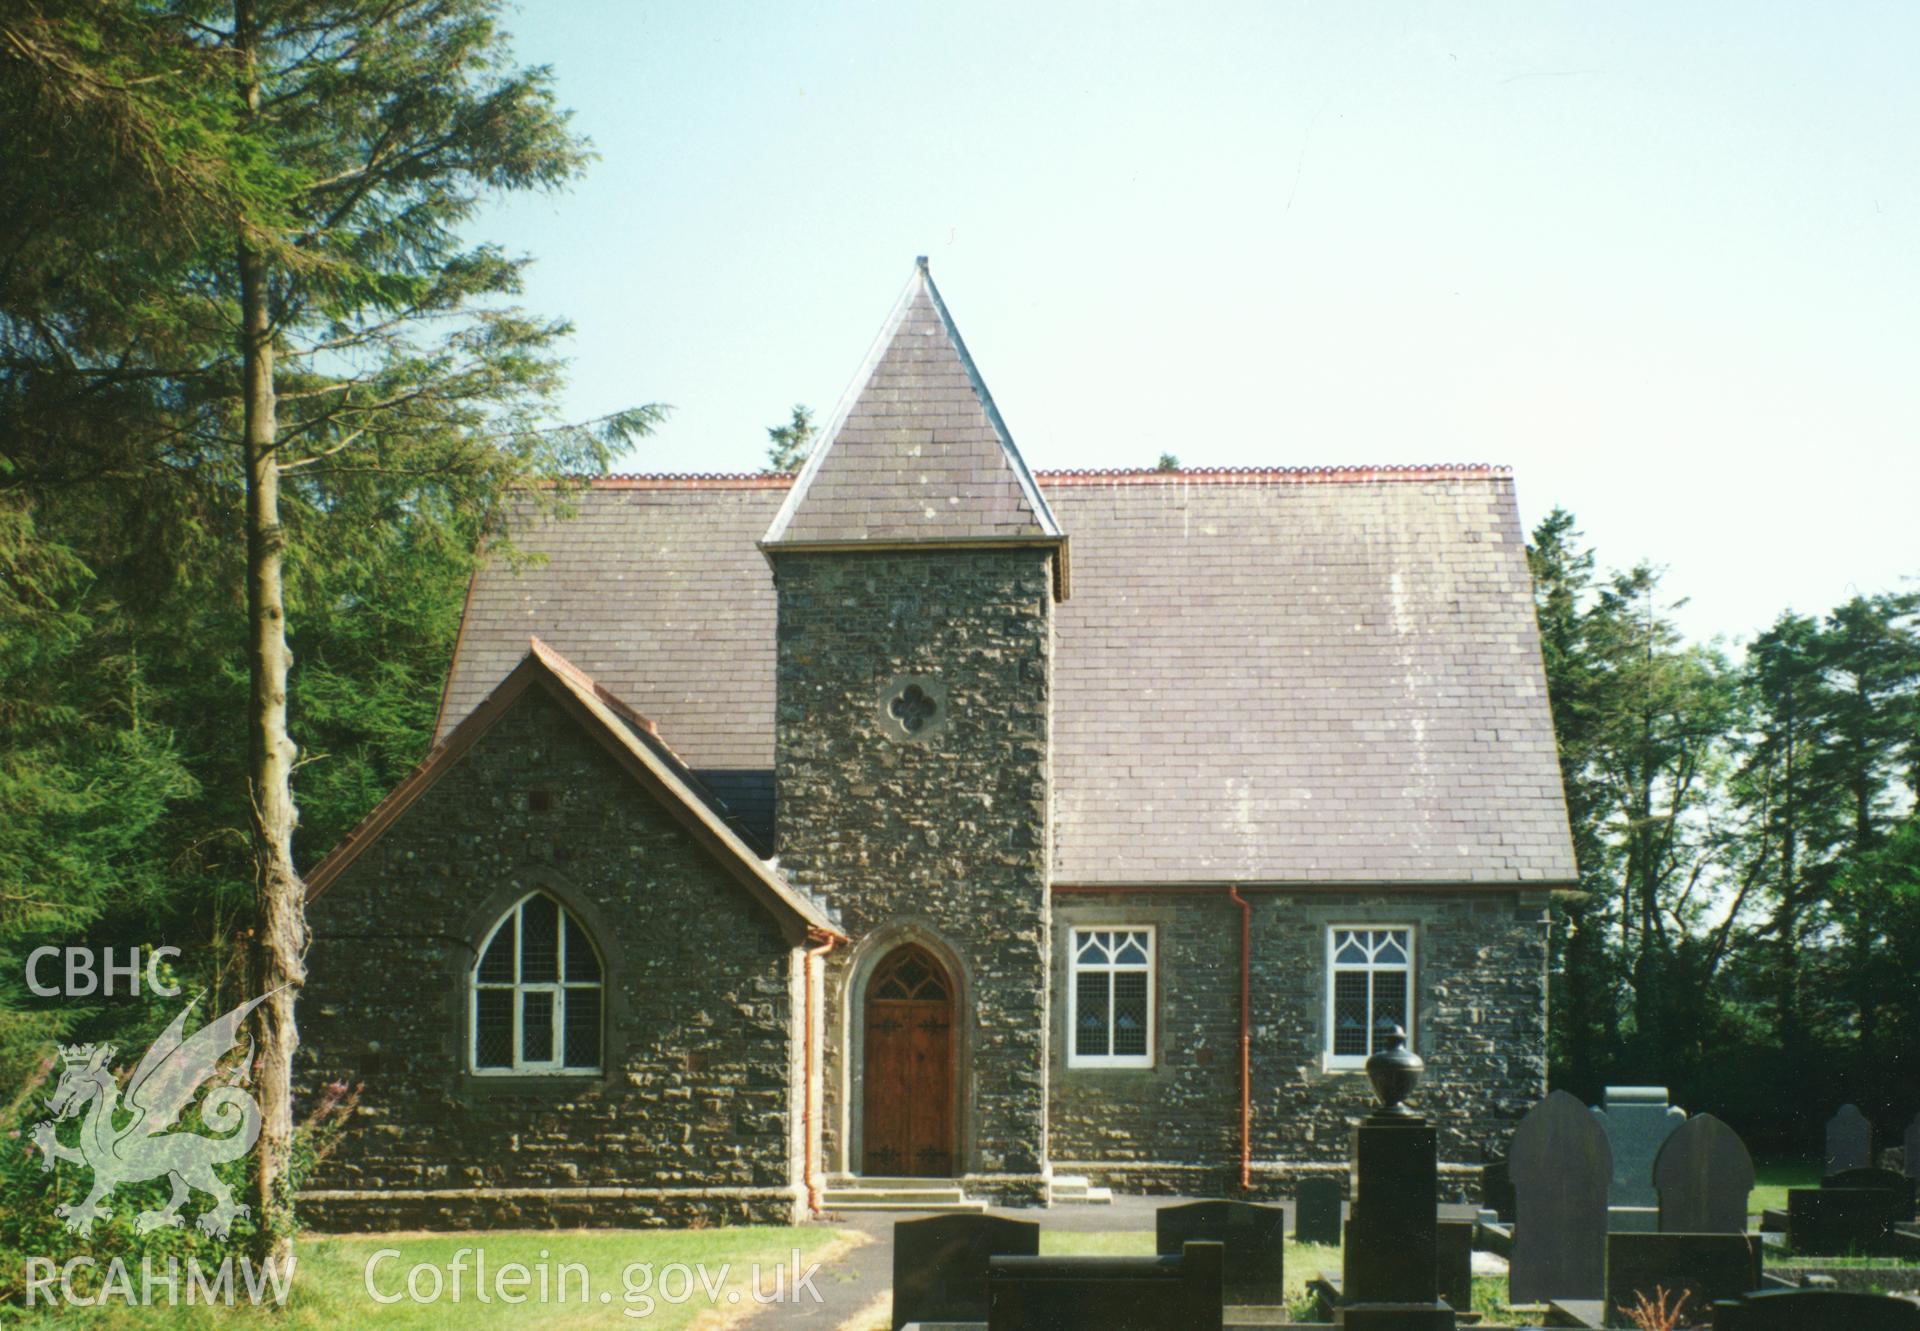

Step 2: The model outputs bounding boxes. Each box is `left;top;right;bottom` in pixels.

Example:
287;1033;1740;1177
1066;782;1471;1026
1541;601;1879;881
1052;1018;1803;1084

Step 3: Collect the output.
861;943;956;1177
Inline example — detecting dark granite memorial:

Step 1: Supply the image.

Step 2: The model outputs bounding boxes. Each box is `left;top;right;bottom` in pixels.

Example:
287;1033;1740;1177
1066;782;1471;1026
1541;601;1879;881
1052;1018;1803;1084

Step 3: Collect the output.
1436;1218;1474;1316
1827;1104;1873;1175
1297;1175;1345;1246
1710;1288;1920;1329
1155;1200;1285;1307
1654;1112;1756;1234
1906;1114;1920;1185
1510;1088;1613;1303
1593;1086;1686;1232
986;1241;1224;1331
1825;1167;1918;1219
1786;1186;1904;1256
892;1214;1040;1330
1481;1157;1516;1224
1603;1232;1762;1329
1338;1025;1456;1330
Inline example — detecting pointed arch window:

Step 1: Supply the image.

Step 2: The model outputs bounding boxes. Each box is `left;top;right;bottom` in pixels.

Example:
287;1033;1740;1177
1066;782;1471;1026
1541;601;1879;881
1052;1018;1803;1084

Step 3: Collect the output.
471;893;603;1074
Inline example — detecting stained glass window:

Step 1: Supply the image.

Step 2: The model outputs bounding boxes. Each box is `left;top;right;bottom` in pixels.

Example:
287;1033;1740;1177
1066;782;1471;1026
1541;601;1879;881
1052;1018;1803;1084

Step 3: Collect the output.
471;893;603;1074
1326;927;1414;1067
1069;927;1154;1068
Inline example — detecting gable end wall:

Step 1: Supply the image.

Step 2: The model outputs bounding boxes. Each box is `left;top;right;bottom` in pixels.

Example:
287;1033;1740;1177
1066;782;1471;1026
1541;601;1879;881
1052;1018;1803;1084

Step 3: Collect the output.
299;685;802;1229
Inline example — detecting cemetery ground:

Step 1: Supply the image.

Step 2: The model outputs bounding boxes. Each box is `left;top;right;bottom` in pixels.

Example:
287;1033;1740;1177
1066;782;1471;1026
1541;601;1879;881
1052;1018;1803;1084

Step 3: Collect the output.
16;1152;1920;1329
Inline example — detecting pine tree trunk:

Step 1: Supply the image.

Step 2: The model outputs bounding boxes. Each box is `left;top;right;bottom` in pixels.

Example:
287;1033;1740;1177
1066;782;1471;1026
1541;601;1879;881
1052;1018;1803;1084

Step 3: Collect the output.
237;0;306;1264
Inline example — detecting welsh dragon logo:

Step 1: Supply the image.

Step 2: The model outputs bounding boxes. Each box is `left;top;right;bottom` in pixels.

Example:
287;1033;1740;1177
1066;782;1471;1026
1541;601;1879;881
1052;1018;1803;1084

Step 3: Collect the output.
31;993;272;1239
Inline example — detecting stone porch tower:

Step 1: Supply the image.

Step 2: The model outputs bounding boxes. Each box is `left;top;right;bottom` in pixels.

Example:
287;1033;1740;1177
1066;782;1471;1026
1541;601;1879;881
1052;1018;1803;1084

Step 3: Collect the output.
760;258;1067;1202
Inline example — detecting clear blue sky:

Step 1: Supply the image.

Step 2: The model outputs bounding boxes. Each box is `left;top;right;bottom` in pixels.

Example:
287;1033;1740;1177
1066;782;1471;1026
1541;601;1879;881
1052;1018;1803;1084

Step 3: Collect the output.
482;1;1918;645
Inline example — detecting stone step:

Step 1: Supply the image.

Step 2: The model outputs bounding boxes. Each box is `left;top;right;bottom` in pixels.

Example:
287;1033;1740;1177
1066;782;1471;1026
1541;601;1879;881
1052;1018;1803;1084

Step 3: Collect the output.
1048;1175;1113;1205
819;1177;984;1213
826;1175;959;1189
824;1185;968;1201
827;1198;988;1214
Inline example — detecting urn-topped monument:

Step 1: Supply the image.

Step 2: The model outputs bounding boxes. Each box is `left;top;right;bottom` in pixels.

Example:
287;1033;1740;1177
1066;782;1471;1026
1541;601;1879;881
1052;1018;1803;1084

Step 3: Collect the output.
1338;1024;1457;1330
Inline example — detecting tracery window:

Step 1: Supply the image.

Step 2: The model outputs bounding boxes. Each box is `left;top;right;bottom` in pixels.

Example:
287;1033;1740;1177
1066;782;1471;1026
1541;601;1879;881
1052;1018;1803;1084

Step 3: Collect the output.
1069;927;1154;1068
471;893;602;1074
1326;926;1413;1068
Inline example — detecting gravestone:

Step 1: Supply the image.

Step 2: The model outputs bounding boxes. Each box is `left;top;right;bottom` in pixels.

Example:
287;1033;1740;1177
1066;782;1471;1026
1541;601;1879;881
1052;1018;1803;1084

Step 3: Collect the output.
1654;1112;1756;1233
986;1242;1223;1331
1603;1232;1761;1329
1436;1218;1474;1315
1827;1104;1873;1175
1825;1166;1919;1220
1510;1088;1614;1303
1786;1187;1904;1256
1593;1086;1686;1232
1339;1025;1456;1329
1710;1288;1920;1329
1155;1200;1285;1306
1481;1156;1516;1223
1295;1175;1344;1245
1906;1114;1920;1186
892;1213;1040;1330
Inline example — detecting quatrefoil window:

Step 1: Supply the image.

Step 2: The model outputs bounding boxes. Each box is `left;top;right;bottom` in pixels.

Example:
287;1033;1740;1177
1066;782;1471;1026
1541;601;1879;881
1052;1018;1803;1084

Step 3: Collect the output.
877;675;947;742
889;685;937;733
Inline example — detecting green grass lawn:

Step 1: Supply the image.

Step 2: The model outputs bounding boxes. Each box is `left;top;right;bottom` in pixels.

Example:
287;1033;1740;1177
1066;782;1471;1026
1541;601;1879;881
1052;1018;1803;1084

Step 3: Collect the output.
17;1227;852;1330
1751;1159;1821;1216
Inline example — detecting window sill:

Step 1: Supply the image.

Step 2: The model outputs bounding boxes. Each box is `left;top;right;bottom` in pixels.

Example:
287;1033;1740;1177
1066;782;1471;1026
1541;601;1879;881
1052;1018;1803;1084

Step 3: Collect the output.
458;1069;608;1095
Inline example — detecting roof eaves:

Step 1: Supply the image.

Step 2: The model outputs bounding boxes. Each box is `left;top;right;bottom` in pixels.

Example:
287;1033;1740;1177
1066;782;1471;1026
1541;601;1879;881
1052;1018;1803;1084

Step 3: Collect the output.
526;643;843;939
307;641;844;941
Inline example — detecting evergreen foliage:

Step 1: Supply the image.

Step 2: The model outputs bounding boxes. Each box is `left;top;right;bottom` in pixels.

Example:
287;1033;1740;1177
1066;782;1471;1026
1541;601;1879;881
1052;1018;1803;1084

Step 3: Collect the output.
1531;508;1920;1151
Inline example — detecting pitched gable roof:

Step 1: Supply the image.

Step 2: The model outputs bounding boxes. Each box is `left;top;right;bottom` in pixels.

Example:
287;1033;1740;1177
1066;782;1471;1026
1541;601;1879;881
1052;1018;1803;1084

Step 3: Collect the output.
762;258;1065;580
307;636;843;940
438;468;1577;888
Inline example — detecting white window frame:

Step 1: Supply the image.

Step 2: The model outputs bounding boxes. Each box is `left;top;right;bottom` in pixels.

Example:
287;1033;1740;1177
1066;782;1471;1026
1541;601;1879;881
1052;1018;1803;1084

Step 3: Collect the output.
470;892;604;1076
1323;925;1415;1071
1066;926;1156;1070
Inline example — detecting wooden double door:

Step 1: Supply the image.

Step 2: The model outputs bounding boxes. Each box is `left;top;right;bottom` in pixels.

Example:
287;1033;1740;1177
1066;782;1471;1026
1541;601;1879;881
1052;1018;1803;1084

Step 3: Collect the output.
861;945;955;1178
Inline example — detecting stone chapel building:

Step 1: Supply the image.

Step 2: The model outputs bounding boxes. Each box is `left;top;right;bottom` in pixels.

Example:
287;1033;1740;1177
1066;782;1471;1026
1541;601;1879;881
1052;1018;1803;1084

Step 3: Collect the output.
297;259;1576;1229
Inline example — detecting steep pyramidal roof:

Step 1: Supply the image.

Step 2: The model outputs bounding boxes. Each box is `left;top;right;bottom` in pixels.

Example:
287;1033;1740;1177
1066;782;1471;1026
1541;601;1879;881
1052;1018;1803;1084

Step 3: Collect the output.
761;258;1064;569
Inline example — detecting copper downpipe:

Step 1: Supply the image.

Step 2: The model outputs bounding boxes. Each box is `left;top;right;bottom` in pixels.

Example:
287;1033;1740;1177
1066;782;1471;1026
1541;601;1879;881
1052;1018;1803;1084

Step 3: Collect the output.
803;930;837;1216
1228;886;1253;1193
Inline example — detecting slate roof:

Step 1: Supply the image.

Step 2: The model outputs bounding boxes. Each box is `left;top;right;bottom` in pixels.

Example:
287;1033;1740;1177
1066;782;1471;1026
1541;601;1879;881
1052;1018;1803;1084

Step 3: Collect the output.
434;467;1577;888
761;258;1063;557
311;636;844;939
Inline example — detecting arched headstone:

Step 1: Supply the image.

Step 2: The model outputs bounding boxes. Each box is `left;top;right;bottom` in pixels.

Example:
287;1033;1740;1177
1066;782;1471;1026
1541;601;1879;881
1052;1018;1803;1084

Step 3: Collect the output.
1593;1085;1686;1231
1826;1104;1872;1175
1823;1166;1918;1220
1904;1113;1920;1185
1510;1089;1613;1303
1711;1288;1920;1330
1654;1112;1755;1234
